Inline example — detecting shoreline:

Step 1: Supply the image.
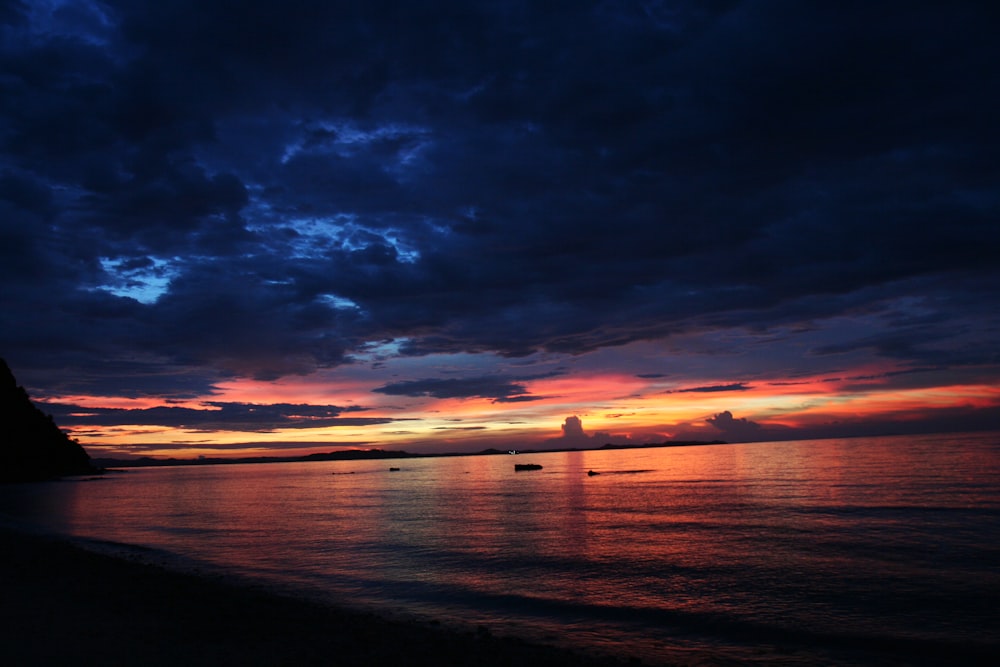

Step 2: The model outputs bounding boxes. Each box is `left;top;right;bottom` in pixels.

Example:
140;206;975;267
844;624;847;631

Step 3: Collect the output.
0;526;638;667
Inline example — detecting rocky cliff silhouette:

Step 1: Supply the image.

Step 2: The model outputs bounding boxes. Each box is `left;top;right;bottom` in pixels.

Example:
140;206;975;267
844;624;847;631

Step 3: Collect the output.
1;358;100;481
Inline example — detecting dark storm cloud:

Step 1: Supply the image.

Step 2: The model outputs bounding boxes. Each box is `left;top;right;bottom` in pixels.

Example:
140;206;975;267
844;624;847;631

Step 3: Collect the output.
2;1;998;392
373;377;531;402
492;394;547;404
700;406;1000;443
94;440;378;455
705;410;768;441
27;358;226;400
673;383;751;394
45;400;392;432
432;425;487;431
544;414;634;447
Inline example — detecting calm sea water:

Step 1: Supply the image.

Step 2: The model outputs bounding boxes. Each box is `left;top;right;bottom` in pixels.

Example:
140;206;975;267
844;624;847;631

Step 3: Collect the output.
3;432;999;666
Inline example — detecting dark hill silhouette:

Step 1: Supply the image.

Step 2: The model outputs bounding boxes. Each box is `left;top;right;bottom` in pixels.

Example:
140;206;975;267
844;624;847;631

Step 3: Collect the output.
0;358;100;481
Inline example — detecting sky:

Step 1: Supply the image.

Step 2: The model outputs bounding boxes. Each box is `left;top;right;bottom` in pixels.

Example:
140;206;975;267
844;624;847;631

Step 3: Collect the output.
2;1;999;459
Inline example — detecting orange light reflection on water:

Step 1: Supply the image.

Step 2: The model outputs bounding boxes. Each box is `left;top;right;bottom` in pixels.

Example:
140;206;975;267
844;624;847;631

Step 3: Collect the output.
18;432;998;667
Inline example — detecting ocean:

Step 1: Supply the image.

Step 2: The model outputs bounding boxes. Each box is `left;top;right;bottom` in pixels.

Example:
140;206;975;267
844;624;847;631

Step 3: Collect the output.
2;432;998;666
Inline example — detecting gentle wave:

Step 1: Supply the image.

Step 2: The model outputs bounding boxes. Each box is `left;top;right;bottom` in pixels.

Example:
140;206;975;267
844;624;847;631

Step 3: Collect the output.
2;432;999;666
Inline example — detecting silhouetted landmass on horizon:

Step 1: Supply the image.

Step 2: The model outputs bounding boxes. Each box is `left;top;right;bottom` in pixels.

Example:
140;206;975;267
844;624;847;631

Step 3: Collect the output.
93;439;727;469
0;358;101;482
95;449;420;468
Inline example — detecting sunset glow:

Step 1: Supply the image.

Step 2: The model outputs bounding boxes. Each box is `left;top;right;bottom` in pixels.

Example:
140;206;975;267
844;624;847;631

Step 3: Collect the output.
41;354;1000;459
3;2;997;460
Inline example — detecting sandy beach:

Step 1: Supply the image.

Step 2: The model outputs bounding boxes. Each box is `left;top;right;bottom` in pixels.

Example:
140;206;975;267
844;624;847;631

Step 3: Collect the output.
0;527;631;667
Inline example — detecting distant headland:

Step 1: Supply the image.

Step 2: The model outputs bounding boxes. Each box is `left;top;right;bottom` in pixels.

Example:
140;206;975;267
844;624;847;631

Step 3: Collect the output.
0;358;101;482
93;439;727;470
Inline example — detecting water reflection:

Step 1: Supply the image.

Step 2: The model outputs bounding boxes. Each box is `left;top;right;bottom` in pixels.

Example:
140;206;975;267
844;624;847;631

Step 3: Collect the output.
1;433;997;666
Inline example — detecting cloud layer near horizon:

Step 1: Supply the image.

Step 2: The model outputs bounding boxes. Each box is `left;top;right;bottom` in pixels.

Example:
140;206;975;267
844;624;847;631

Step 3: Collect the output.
1;2;998;450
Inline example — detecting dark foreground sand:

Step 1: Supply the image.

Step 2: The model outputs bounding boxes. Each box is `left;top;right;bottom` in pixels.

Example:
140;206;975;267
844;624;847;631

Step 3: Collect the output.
1;528;633;667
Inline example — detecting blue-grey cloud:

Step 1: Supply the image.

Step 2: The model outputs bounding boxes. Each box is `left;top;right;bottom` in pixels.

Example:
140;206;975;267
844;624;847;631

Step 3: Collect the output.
373;377;530;402
705;410;766;441
0;0;997;401
673;383;751;394
44;401;392;432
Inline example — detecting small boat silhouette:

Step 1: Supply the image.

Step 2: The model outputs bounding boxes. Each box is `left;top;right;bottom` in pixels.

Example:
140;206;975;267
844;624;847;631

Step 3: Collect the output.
514;463;543;472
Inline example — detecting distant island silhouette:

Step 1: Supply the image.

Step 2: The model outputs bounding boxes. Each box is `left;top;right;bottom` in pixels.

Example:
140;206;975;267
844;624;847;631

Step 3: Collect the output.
1;358;101;482
93;439;727;469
